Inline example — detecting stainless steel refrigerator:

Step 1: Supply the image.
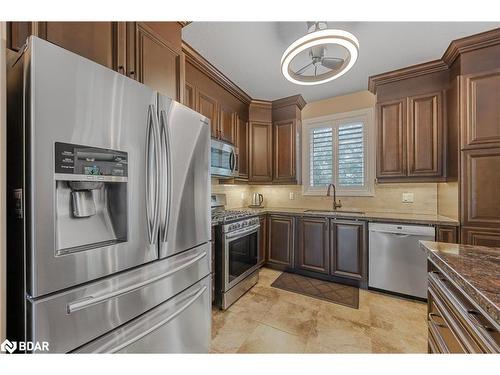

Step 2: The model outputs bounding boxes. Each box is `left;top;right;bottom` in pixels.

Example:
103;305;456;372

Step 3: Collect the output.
6;36;211;353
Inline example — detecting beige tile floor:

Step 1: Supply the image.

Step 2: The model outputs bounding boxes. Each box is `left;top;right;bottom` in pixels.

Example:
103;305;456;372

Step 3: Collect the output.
211;267;428;353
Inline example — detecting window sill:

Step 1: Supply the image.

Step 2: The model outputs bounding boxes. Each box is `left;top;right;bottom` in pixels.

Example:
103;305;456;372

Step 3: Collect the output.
302;187;375;197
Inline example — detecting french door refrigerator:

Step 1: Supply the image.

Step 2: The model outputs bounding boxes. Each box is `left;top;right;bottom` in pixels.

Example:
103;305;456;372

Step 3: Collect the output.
6;36;211;353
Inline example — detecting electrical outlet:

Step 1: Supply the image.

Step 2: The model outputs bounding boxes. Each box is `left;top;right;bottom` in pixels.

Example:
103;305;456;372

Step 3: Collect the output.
402;192;414;203
289;192;295;200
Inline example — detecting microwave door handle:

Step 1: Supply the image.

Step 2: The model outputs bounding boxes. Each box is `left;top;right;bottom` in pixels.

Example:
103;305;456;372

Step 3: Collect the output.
160;110;172;243
229;150;235;173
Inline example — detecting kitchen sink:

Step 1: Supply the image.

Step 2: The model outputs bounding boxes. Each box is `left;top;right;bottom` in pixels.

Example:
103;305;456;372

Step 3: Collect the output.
303;209;365;215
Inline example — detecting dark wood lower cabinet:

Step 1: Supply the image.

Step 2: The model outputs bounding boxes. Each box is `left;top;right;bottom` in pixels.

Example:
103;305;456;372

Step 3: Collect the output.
436;225;459;243
461;227;500;247
267;215;294;268
296;217;329;274
258;214;267;266
330;219;367;281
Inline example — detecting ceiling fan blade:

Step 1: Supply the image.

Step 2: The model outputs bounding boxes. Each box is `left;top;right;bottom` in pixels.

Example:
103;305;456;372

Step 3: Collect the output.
321;57;344;70
295;62;313;75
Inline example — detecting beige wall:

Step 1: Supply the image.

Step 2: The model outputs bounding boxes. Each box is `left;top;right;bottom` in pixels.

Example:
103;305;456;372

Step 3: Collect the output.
211;179;252;209
437;182;459;220
302;90;376;119
1;22;7;342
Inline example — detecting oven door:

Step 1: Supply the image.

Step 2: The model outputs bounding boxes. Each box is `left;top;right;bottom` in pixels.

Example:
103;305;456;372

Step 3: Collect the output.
211;139;238;178
224;224;259;291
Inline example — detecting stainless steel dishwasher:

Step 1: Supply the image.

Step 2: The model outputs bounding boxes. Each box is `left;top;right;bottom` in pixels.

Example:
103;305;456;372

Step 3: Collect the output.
368;223;435;299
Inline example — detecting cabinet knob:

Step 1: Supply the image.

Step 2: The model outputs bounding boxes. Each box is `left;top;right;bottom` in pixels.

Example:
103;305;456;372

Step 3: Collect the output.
129;71;135;78
118;66;125;74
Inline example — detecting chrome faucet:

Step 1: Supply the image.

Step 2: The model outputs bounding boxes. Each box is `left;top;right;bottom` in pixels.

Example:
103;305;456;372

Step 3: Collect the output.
327;183;342;210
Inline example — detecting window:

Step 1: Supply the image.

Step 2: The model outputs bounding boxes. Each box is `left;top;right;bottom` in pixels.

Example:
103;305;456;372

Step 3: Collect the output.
303;108;374;196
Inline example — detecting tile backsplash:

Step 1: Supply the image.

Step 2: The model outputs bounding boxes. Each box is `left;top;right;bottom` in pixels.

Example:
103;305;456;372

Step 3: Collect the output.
212;179;445;215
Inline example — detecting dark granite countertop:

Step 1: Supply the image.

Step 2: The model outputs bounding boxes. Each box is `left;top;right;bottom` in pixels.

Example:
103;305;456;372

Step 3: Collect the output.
420;241;500;325
230;207;459;226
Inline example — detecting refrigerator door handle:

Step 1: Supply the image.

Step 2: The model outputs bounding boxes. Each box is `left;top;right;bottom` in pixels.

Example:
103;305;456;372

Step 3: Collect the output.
66;250;208;314
160;110;172;243
146;105;161;245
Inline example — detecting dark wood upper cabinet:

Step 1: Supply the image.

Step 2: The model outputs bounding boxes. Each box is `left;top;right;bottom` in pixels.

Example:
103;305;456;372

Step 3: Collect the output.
273;119;296;183
184;82;195;110
249;121;273;182
435;226;459;244
196;90;219;138
330;220;366;281
258;215;268;266
462;68;500;149
296;217;329;274
267;215;294;268
219;104;236;144
131;22;182;100
236;116;249;179
408;91;444;177
377;98;407;179
461;148;500;229
7;22;32;51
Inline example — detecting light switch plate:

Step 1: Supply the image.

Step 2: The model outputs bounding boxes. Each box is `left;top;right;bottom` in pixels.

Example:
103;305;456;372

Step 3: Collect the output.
402;192;414;203
289;192;295;200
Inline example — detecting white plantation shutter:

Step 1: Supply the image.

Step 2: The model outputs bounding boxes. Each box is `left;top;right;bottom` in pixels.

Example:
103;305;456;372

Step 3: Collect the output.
337;123;364;187
310;127;333;186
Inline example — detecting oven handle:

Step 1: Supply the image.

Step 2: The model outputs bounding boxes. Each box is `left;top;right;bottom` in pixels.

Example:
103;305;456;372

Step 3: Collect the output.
225;224;260;240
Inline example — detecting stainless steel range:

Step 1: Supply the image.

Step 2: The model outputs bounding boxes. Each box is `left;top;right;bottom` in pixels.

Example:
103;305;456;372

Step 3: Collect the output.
211;194;260;309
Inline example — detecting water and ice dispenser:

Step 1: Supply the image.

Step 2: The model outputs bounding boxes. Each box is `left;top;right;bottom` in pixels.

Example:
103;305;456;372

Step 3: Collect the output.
54;142;128;255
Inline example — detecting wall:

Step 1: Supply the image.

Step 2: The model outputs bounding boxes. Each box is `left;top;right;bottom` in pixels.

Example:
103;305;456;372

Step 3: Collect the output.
211;179;251;209
437;181;459;220
1;22;7;342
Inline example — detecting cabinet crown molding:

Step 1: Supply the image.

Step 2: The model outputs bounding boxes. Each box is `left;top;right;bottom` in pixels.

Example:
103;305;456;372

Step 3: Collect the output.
272;94;307;110
368;27;500;94
182;41;252;105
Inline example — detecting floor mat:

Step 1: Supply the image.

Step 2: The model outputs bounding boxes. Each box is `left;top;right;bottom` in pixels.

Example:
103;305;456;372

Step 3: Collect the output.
271;272;359;309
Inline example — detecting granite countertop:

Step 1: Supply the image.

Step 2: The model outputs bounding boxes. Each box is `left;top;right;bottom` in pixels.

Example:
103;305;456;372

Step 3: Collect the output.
420;241;500;325
234;207;459;226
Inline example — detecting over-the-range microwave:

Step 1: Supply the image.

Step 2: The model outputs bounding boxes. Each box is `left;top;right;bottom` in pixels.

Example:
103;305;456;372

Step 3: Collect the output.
211;139;239;178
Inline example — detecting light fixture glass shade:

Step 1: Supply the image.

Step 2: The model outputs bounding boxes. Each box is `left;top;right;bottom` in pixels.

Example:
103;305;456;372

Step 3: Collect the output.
281;29;359;85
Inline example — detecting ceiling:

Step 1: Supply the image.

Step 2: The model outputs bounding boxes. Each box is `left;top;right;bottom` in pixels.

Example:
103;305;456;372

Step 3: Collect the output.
182;22;500;102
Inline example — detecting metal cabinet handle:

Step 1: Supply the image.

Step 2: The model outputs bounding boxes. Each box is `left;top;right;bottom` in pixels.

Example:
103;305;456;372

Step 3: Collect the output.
67;251;207;314
428;312;447;329
108;285;207;353
467;309;494;332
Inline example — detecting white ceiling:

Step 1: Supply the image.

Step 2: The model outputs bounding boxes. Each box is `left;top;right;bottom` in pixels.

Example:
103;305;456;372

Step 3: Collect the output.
182;22;500;102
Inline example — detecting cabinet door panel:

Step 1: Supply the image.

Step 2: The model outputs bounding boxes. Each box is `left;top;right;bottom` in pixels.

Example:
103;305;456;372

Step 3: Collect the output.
237;117;249;179
408;92;443;177
219;105;236;144
135;23;180;100
462;69;500;149
184;82;195;110
377;99;407;178
461;149;500;228
461;227;500;247
196;90;218;138
267;215;294;267
296;217;329;274
330;220;366;280
436;226;459;244
249;121;273;182
258;215;267;266
273;120;296;183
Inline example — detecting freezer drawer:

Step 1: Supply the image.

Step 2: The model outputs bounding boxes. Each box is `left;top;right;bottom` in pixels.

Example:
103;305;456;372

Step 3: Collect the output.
28;243;210;353
74;275;211;353
368;223;435;299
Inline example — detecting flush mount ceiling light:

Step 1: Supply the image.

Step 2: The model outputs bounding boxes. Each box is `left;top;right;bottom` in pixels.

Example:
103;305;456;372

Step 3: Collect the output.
281;22;359;86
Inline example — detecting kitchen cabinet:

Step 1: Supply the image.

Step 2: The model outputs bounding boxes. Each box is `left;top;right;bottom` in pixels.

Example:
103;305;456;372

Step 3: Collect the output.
273;119;297;183
461;68;500;149
258;214;267;266
129;22;182;100
376;92;445;182
236;116;249;180
436;226;459;243
219;104;236;144
296;217;329;274
249;121;273;182
427;261;499;353
196;89;219;138
184;82;195;110
461;227;500;247
330;219;367;281
377;98;407;179
267;215;294;269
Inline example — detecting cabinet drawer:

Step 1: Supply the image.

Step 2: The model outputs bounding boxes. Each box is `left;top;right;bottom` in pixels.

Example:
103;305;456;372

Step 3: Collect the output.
429;268;500;353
